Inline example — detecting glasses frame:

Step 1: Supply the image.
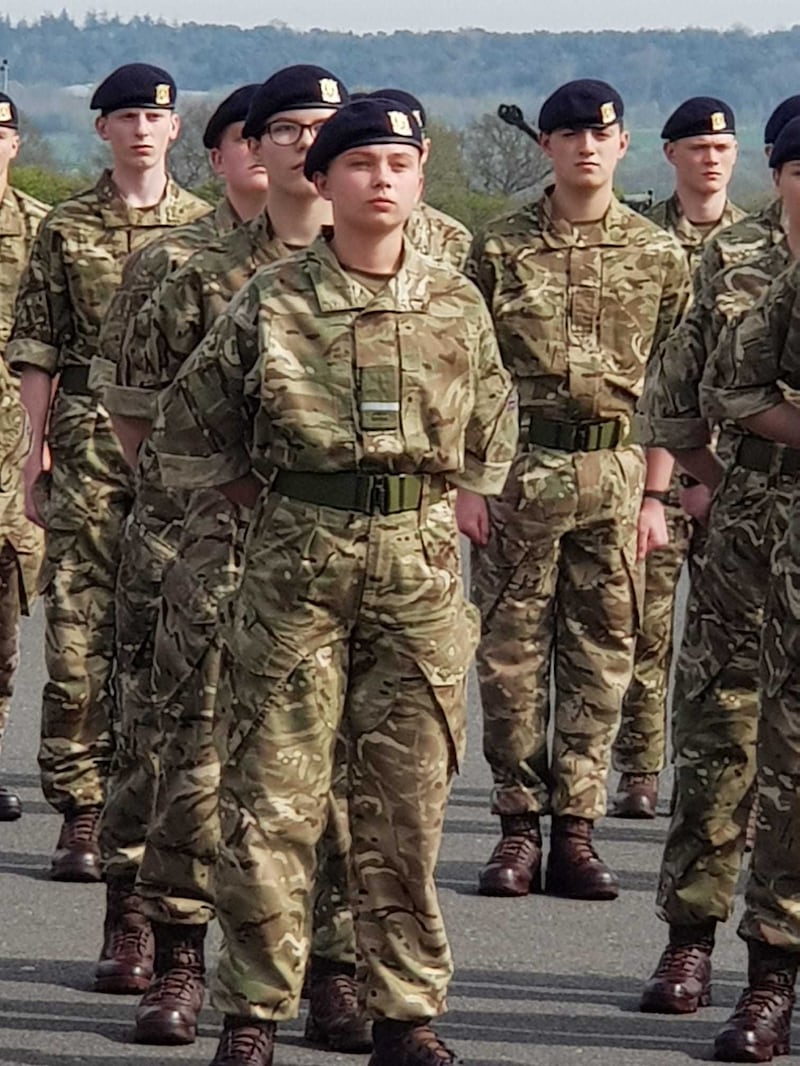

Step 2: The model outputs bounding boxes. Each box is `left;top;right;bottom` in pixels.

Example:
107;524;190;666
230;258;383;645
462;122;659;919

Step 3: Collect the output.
263;118;330;146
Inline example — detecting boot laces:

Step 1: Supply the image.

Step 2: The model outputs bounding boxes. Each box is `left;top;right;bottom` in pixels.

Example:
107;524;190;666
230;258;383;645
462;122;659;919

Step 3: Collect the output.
491;834;540;864
404;1024;458;1064
148;963;204;1005
621;773;657;788
324;973;360;1014
110;915;151;959
735;977;795;1022
220;1023;274;1060
62;808;100;846
654;941;710;980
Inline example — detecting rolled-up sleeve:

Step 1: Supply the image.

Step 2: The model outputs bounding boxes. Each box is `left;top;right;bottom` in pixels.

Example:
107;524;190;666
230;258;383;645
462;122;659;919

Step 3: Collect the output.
448;303;517;495
5;220;67;376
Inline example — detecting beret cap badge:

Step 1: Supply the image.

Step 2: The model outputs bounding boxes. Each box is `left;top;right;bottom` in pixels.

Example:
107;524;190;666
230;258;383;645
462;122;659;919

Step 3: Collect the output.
388;110;413;137
319;79;342;105
0;103;11;123
710;111;726;132
155;83;172;106
600;102;617;125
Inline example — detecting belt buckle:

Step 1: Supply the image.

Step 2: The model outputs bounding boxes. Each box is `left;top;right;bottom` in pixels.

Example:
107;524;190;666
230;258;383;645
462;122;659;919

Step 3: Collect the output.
368;475;389;515
574;422;593;451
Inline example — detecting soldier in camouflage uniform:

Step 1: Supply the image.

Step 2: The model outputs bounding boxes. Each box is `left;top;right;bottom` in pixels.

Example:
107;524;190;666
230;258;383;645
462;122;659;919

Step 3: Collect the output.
696;134;800;1062
636;118;800;1025
368;88;472;272
4;64;207;890
89;84;268;1006
102;67;375;1051
150;95;515;1066
612;97;744;819
464;80;690;903
0;92;47;822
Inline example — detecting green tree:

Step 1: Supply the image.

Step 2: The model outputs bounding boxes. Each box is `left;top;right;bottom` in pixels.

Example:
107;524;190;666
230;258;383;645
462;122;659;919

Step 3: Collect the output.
11;165;89;205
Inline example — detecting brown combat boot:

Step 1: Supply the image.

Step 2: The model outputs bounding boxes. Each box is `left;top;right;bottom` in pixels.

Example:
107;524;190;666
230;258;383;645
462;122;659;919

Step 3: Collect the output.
369;1019;462;1065
713;942;797;1062
51;805;102;882
134;922;207;1044
478;813;542;897
545;815;619;900
611;773;659;819
639;922;715;1013
209;1016;276;1066
94;878;154;994
304;955;372;1053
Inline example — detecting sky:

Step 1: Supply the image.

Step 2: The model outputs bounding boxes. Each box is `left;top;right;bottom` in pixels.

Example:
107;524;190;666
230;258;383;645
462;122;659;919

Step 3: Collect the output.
4;0;800;33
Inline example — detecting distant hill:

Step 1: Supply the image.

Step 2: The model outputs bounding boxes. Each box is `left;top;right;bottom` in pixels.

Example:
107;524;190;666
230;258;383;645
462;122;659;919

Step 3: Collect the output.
3;13;800;125
2;15;793;204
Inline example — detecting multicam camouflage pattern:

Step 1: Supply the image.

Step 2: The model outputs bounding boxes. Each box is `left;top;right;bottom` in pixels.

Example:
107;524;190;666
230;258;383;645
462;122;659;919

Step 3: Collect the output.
474;446;645;818
150;236;515;1019
404;200;472;272
4;170;208;812
692;198;785;300
105;213;292;915
0;542;20;751
467;192;690;429
656;467;791;926
646;193;746;276
639;242;793;455
467;190;689;819
640;243;794;926
699;261;800;947
0;187;48;606
97;200;240;882
614;193;746;775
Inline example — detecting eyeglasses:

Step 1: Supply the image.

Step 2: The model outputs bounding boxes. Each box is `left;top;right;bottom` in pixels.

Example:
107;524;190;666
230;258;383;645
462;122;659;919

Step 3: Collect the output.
264;119;329;146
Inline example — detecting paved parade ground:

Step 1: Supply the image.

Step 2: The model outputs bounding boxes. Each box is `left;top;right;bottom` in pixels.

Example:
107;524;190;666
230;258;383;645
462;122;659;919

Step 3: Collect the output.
1;610;799;1066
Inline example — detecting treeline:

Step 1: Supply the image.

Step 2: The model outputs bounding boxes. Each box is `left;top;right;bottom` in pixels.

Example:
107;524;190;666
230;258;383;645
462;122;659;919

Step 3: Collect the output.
3;13;800;124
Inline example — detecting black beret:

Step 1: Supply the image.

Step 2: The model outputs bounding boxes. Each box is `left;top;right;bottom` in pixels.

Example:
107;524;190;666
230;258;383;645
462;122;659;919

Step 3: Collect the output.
769;116;800;169
661;97;735;141
304;99;423;179
0;92;18;130
538;79;624;134
91;63;176;114
203;84;261;149
765;96;800;146
242;65;349;140
370;88;426;129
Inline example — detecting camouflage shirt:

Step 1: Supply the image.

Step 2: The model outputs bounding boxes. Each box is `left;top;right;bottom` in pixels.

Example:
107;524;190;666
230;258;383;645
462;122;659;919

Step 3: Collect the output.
698;259;800;422
105;210;296;533
0;185;48;575
639;241;792;452
466;189;690;431
99;197;239;413
645;193;746;276
693;197;786;299
5;169;208;378
152;236;517;497
405;201;472;272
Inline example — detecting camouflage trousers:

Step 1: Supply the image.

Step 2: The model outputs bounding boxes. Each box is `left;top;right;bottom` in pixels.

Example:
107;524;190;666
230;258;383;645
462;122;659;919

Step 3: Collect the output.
38;393;132;812
99;510;175;881
0;541;21;754
739;504;800;949
211;491;476;1022
474;447;644;822
614;500;693;774
656;464;791;928
102;487;356;962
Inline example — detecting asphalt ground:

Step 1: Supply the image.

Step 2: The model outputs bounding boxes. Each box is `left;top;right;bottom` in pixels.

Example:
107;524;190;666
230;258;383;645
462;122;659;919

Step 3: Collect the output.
1;606;797;1066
